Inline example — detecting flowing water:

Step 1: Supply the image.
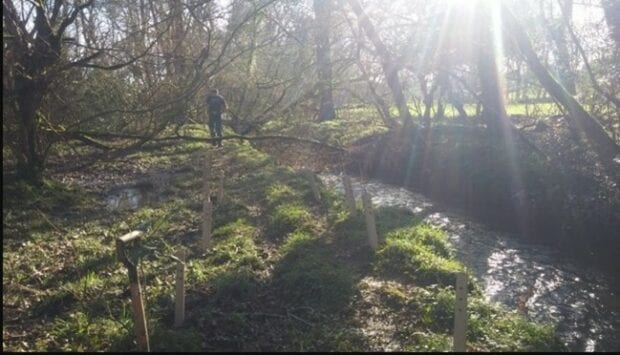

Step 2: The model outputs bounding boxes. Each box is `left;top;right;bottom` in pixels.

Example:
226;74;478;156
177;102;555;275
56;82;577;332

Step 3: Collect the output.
320;174;620;352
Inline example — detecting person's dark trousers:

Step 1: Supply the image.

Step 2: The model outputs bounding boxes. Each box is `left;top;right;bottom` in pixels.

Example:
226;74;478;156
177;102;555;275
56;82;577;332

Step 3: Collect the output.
208;113;223;147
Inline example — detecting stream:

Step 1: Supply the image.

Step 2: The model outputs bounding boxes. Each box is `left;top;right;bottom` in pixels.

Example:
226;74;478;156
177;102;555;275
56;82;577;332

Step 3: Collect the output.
320;174;619;352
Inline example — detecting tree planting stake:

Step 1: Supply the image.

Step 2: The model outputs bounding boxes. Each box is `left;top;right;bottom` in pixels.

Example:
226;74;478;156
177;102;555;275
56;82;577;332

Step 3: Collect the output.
173;249;186;328
342;175;356;216
217;171;225;203
202;153;212;251
361;188;378;250
116;231;150;352
453;272;468;352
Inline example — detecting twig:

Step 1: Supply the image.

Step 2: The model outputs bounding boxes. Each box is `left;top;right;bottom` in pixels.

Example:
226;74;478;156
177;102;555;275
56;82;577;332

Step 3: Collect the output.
205;309;287;319
2;210;12;224
287;311;314;327
3;332;28;339
11;283;47;296
252;312;287;319
35;209;65;233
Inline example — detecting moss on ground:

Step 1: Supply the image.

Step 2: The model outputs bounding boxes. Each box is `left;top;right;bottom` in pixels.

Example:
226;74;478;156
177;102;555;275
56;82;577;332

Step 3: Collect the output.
3;126;566;352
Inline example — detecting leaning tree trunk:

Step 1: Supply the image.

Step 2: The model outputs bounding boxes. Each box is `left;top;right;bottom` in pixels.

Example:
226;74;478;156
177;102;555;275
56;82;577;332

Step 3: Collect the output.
558;3;620;111
501;2;620;181
314;0;336;121
347;0;413;127
545;0;576;95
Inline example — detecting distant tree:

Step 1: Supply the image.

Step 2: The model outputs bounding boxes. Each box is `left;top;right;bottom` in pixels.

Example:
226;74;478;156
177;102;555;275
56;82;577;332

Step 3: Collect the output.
2;0;274;182
502;1;620;180
543;0;576;95
473;0;511;136
601;0;620;50
3;0;97;181
346;0;413;127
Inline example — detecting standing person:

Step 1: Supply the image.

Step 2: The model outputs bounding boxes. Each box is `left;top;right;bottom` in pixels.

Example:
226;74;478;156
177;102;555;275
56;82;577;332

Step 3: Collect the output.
206;88;227;147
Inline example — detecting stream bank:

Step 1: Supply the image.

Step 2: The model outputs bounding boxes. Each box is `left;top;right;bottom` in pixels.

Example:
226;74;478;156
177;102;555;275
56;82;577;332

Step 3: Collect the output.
320;174;619;352
344;124;620;276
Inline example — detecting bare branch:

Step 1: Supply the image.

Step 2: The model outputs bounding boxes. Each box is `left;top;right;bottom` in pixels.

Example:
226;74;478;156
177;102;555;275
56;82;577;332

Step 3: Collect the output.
58;0;94;36
558;1;620;110
70;130;346;152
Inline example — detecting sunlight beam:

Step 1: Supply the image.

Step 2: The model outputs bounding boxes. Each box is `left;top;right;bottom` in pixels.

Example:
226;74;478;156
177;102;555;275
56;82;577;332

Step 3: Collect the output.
487;0;529;239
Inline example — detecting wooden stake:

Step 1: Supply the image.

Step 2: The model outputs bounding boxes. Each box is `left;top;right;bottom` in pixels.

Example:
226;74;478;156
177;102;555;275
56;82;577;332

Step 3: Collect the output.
129;276;149;352
116;231;150;352
174;249;186;328
202;200;212;251
202;153;212;251
217;170;224;203
361;188;378;250
342;175;356;216
453;272;468;352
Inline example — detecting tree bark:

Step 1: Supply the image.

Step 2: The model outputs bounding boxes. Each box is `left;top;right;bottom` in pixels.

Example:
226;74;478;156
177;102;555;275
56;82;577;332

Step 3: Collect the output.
314;0;336;121
170;0;187;78
15;79;45;181
3;0;95;182
547;0;576;95
474;2;510;136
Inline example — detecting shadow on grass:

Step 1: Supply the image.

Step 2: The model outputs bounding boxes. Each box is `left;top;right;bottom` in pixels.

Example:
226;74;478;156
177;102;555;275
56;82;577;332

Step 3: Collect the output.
181;231;372;352
29;290;78;320
152;193;396;351
167;204;426;351
43;254;117;289
164;173;424;351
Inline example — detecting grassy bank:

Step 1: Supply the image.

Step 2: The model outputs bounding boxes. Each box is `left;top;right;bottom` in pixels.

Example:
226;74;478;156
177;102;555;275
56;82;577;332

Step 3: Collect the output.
259;107;620;274
3;130;566;351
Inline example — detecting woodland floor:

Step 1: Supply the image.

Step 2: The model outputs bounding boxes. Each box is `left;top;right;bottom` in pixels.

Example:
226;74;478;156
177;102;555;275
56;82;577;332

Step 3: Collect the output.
3;125;568;351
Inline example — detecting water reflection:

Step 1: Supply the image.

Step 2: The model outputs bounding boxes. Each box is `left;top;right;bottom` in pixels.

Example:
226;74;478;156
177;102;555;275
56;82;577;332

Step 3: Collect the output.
320;174;620;352
105;186;150;210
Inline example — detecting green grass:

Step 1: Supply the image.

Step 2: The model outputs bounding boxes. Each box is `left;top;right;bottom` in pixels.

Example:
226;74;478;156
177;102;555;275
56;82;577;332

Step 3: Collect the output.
270;203;314;234
374;225;465;286
405;102;560;118
273;231;356;313
270;102;562;149
2;126;566;352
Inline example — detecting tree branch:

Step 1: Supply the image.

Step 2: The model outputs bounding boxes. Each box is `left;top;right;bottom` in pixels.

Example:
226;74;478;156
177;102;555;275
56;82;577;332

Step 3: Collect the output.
58;0;94;36
70;130;347;152
558;1;620;110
